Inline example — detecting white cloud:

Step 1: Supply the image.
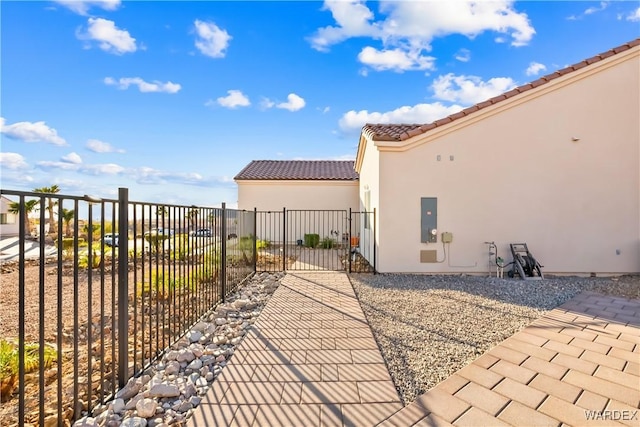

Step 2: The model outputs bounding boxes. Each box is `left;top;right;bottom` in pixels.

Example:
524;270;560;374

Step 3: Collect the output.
54;0;120;15
276;93;306;112
104;77;181;93
36;161;80;171
82;163;125;175
260;98;276;110
36;160;124;175
585;2;609;15
310;0;378;52
78;18;137;55
431;73;516;105
339;102;464;134
0;152;28;169
194;20;231;58
86;139;125;153
310;1;535;72
627;7;640;21
62;152;82;164
525;61;547;76
0;117;67;146
216;90;251;109
135;167;206;185
357;46;435;72
568;1;610;20
455;48;471;62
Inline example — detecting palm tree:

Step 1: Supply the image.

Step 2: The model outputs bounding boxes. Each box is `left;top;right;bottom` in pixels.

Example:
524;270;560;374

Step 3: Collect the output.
33;185;60;233
156;206;168;229
8;199;39;236
61;208;75;237
187;208;199;231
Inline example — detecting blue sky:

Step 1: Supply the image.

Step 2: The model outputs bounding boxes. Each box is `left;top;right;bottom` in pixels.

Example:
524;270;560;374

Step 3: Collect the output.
1;1;639;208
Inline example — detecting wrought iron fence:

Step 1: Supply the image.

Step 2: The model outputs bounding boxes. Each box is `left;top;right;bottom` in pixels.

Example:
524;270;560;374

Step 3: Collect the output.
253;208;376;273
0;188;376;425
0;188;255;426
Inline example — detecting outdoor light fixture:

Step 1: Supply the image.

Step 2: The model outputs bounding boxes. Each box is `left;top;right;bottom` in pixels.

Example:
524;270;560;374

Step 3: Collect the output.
571;137;580;142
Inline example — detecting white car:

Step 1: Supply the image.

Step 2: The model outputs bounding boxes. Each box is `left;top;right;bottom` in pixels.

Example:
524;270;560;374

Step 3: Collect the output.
144;228;174;237
103;233;119;246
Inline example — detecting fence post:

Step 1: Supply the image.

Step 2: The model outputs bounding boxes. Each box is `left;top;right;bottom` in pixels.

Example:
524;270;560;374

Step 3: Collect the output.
117;188;129;388
253;208;257;273
373;208;377;274
221;202;227;300
348;209;352;274
282;207;286;272
18;196;26;424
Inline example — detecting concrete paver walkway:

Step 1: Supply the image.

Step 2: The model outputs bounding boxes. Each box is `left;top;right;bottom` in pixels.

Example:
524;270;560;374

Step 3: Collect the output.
378;291;640;427
189;272;402;427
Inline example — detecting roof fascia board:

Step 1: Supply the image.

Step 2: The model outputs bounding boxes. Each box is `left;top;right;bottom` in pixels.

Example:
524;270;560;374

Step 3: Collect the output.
354;133;370;173
236;179;359;186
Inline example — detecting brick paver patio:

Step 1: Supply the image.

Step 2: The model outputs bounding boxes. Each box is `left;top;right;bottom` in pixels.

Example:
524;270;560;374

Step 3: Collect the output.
189;273;640;427
378;291;640;427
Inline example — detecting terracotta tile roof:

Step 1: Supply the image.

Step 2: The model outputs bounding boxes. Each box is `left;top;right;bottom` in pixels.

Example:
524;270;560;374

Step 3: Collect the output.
363;38;640;142
234;160;358;181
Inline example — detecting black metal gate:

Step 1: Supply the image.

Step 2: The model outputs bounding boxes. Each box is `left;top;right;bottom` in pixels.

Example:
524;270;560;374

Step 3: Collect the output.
254;209;376;273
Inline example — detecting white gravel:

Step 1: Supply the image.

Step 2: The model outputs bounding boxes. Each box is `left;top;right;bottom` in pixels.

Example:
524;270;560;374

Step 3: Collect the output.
349;273;640;405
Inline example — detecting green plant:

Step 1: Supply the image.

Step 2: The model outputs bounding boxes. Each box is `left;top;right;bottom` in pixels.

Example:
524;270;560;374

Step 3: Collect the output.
321;236;335;249
0;339;56;402
78;251;102;269
238;235;270;251
144;232;169;252
56;237;75;259
138;271;182;299
304;234;320;248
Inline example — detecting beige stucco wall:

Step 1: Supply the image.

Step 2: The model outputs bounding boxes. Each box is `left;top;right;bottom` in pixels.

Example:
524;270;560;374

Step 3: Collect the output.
355;136;381;268
237;180;359;211
374;47;639;274
236;180;359;244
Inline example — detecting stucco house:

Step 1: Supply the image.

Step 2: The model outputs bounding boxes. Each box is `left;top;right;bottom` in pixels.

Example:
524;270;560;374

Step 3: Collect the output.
235;160;359;211
234;160;360;246
236;39;640;275
0;195;20;237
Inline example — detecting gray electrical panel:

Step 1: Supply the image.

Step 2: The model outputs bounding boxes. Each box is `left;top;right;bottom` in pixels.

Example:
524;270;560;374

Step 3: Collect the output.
421;197;437;243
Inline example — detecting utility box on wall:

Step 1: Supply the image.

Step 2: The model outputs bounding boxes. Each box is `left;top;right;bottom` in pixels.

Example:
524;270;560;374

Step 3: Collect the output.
421;197;438;243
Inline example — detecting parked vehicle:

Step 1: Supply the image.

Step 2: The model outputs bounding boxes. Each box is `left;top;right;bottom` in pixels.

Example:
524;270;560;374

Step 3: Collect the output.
192;228;211;237
144;228;174;237
103;233;118;246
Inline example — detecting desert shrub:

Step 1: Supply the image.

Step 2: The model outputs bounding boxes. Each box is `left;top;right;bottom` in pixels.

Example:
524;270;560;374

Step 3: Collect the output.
304;234;320;248
138;271;183;299
144;232;169;252
321;237;335;249
0;339;56;402
78;252;101;269
238;235;270;251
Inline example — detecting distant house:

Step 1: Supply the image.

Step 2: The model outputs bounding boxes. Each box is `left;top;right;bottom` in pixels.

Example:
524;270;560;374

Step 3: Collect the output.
234;160;360;246
237;39;640;275
0;195;20;237
235;160;359;211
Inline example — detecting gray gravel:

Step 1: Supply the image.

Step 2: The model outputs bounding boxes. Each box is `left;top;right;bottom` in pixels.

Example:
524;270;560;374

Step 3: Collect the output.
349;273;640;405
